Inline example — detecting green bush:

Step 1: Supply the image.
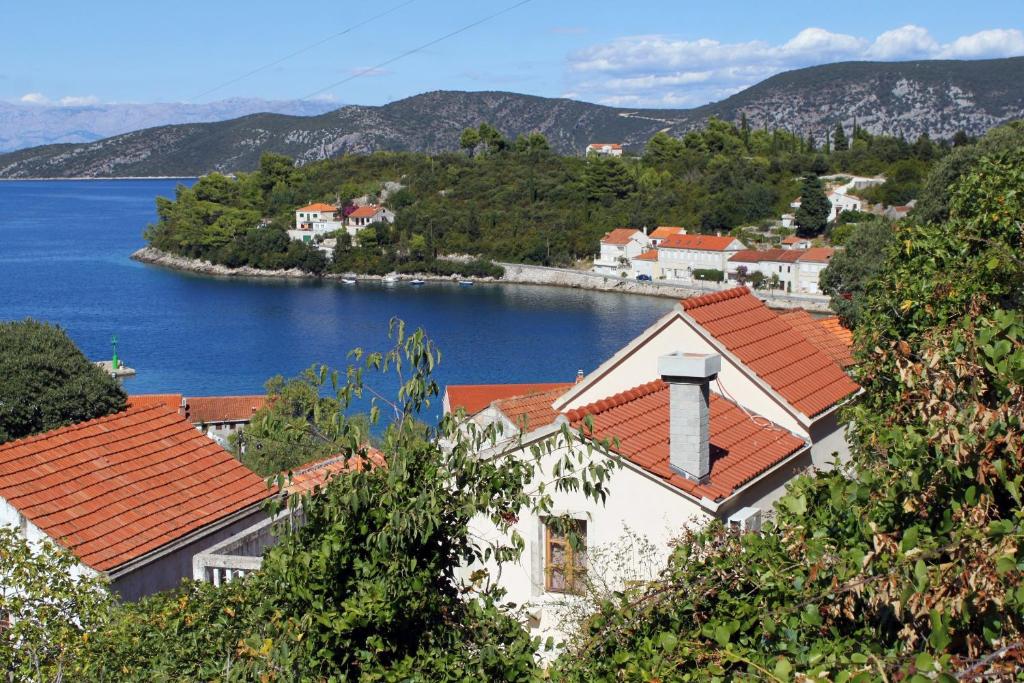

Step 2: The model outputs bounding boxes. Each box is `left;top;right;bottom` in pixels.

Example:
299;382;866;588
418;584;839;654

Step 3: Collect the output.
692;268;724;282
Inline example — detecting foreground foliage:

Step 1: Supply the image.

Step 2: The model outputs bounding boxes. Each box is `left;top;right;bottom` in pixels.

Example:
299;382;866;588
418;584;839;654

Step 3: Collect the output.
0;319;126;443
554;127;1024;680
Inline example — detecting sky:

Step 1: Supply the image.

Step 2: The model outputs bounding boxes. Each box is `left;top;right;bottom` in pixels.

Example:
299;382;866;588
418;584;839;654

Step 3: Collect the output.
3;0;1023;110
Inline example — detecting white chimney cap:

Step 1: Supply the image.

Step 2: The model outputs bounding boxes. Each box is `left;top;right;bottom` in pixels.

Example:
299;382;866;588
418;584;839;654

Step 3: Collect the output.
658;352;721;380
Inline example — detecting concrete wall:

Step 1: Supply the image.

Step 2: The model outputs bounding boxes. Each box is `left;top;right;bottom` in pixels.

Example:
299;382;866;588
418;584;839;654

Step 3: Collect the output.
110;506;268;601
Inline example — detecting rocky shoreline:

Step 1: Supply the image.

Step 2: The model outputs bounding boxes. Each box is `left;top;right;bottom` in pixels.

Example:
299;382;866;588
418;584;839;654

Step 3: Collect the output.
130;247;833;311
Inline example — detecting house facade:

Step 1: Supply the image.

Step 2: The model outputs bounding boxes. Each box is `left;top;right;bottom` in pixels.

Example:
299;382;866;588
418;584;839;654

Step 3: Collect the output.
726;248;835;294
794;247;836;294
0;403;273;600
346;204;395;234
647;226;686;247
593;228;652;276
585;143;623;157
290;202;344;243
631;249;660;279
656;234;746;281
459;286;858;642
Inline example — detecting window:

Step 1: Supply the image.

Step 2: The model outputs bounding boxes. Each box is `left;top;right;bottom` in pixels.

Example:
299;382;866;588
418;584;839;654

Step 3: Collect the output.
545;519;587;594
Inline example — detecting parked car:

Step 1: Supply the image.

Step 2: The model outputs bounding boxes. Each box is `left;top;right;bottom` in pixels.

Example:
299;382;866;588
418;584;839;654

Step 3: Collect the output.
636;274;652;281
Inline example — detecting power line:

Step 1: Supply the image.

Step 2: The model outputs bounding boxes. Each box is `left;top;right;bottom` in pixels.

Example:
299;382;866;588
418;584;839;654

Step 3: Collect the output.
188;0;419;103
299;0;534;101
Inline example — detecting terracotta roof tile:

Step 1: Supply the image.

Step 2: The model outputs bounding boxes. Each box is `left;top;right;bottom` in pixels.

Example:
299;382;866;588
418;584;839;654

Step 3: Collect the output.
601;228;641;245
493;387;568;432
660;234;739;251
445;383;573;416
285;448;385;496
649;226;686;239
798;247;836;263
633;249;659;262
778;310;855;368
681;287;859;417
128;394;183;412
781;236;809;244
186;396;266;424
296;203;337;212
818;316;854;349
564;380;807;501
0;405;273;571
349;204;386;218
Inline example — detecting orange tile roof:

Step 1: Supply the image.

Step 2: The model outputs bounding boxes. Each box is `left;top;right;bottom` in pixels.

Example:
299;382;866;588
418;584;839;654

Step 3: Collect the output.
588;143;622;149
128;394;183;412
778;310;855;369
493;386;568;432
649;226;685;239
297;203;337;213
798;247;836;263
285;448;385;496
601;228;641;246
348;205;385;218
680;287;859;417
728;249;801;263
660;234;738;251
633;249;659;262
0;405;273;572
445;383;573;416
186;396;266;424
818;316;854;349
564;380;807;501
781;235;808;244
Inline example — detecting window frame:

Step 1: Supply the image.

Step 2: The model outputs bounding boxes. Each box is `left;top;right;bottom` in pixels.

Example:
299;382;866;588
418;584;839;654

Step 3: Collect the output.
544;518;587;594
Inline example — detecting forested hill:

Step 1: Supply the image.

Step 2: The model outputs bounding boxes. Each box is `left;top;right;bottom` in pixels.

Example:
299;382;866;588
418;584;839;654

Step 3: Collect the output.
1;57;1022;178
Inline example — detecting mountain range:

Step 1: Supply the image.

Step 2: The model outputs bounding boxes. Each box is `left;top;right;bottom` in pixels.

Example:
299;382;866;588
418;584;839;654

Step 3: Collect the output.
1;57;1021;178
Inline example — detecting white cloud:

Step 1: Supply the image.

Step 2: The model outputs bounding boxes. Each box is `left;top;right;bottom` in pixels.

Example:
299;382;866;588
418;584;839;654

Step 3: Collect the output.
566;25;1024;107
941;28;1024;58
865;25;939;60
59;95;99;107
20;92;50;104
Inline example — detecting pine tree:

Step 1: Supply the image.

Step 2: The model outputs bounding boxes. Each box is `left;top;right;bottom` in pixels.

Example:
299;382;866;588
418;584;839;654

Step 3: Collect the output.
794;174;830;236
833;122;848;151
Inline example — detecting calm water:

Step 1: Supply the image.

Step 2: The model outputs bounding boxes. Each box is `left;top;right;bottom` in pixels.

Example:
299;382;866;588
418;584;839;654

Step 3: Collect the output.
0;179;676;407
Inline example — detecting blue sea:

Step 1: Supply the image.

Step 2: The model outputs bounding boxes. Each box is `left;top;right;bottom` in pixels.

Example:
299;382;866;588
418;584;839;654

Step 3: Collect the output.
0;179;676;409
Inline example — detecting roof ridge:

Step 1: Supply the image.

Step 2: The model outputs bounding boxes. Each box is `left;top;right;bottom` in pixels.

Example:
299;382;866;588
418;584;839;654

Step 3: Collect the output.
564;379;665;423
680;286;750;311
0;403;173;452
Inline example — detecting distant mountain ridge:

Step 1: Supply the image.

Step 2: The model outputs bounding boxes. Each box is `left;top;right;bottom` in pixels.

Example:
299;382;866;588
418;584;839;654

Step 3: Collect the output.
0;98;339;152
1;57;1022;178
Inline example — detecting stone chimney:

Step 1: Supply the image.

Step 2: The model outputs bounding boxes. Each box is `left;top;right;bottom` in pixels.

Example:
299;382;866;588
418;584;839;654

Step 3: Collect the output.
658;352;721;484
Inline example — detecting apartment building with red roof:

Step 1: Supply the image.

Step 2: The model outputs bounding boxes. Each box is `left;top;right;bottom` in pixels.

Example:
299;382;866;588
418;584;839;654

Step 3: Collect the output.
0;403;273;600
346;204;395;230
593;228;652;276
657;233;746;281
725;247;837;294
648;226;687;246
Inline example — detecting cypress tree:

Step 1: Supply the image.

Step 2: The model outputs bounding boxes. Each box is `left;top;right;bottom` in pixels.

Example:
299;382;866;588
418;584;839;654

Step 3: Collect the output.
833;122;848;151
794;173;830;236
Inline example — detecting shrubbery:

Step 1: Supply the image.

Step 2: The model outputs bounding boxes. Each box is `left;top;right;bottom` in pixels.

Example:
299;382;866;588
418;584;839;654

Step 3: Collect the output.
691;268;724;282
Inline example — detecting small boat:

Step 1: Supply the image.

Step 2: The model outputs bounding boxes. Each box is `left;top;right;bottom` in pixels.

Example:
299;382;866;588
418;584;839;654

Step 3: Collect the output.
341;278;356;284
458;279;474;286
382;275;398;284
410;279;426;286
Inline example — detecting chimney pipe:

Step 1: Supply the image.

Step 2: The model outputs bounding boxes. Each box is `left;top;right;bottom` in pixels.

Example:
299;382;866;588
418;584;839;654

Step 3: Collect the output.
658;352;721;483
575;369;585;384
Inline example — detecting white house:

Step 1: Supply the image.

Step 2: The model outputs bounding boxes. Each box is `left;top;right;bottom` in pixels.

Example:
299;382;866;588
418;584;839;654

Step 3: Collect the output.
585;143;623;157
593;228;652;276
0;402;272;601
826;191;863;222
647;226;687;247
346;204;395;234
656;234;746;281
290;202;344;243
794;247;836;294
460;286;859;642
780;235;811;250
631;249;660;279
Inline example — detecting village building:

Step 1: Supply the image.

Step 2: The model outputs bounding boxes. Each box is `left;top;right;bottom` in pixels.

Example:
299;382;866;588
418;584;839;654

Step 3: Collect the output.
0;402;273;600
826;190;863;222
456;286;858;641
780;235;811;250
130;394;267;448
794;247;836;294
592;228;652;276
346;204;395;234
647;226;687;247
630;249;660;279
656;234;745;281
585;143;623;157
289;202;344;243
